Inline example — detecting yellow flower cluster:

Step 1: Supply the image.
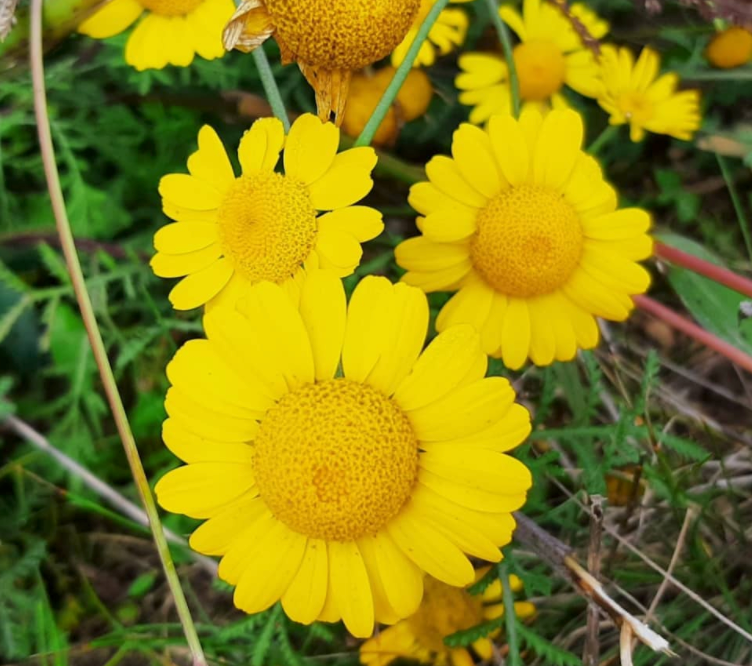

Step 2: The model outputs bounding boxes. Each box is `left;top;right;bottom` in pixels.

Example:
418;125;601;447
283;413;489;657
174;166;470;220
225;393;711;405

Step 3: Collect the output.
77;0;710;651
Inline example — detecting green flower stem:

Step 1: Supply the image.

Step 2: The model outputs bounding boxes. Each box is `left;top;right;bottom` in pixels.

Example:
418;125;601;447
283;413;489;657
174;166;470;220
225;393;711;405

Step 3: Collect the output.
484;0;520;118
354;0;451;147
588;124;620;156
499;560;522;666
716;154;752;262
252;46;290;132
29;2;207;664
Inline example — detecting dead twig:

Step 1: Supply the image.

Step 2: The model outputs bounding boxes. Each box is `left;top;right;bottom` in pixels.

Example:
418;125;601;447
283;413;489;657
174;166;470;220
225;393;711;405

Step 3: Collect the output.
583;495;605;666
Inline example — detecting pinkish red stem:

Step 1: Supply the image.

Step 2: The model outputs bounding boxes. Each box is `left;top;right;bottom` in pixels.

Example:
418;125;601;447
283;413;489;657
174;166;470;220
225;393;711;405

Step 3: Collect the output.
655;242;752;300
634;295;752;374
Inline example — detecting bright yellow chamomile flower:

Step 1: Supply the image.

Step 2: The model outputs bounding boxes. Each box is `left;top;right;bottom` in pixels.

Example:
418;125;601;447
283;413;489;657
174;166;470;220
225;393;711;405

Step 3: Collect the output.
396;108;653;370
342;67;434;147
78;0;234;71
597;46;701;142
151;113;382;311
391;0;473;68
456;0;608;125
155;271;533;637
361;572;536;666
223;0;421;123
706;27;752;69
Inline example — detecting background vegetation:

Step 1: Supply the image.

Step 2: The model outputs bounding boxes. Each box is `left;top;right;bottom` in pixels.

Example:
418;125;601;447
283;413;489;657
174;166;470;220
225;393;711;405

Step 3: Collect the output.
1;0;751;664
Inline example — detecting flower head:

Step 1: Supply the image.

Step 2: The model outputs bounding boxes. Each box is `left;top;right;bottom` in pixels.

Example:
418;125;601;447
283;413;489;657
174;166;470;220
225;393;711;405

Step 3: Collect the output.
151;113;382;311
360;571;537;666
396;108;653;369
391;0;472;69
224;0;420;124
78;0;234;71
597;45;701;142
342;67;434;146
456;0;607;125
706;26;752;69
155;271;532;637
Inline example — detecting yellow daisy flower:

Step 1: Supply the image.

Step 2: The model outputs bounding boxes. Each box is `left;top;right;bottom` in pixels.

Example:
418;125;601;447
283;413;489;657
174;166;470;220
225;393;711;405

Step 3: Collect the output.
706;27;752;69
155;271;533;638
223;0;421;124
361;572;536;666
151;113;382;311
78;0;234;71
391;0;472;68
597;45;701;142
395;108;653;370
456;0;608;125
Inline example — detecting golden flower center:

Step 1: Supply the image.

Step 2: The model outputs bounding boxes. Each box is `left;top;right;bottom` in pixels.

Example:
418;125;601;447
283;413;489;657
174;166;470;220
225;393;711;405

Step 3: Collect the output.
407;577;484;653
471;185;583;298
216;172;317;285
138;0;203;16
513;41;567;101
617;92;654;125
265;0;421;70
253;379;420;541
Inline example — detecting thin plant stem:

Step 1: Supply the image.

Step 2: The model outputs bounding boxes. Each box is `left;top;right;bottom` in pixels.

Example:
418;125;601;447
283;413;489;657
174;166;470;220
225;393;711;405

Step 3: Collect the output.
252;46;290;131
589;124;620;156
634;295;752;374
716;154;752;261
28;2;207;664
499;560;522;666
354;0;451;147
484;0;520;117
655;242;752;299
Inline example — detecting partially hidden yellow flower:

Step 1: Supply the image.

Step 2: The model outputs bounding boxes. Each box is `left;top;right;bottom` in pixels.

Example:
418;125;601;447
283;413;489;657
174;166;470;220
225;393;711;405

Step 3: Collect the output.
396;108;653;370
706;26;752;69
223;0;421;124
361;572;536;666
342;67;434;146
78;0;234;71
155;270;533;637
597;45;701;142
151;113;382;311
391;0;472;68
456;0;608;125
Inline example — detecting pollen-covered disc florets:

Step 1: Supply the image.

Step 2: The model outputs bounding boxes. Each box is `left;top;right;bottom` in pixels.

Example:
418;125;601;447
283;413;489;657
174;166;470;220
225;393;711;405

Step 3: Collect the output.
267;0;420;70
216;172;317;284
253;379;419;541
471;185;583;297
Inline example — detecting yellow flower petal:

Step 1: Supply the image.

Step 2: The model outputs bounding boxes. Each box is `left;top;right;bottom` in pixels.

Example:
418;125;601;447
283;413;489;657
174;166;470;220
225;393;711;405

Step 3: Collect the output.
186;126;235;192
153;222;218;255
436;276;494;333
78;0;142;38
168;257;234;310
418;468;527;512
155;462;255;519
387;507;474;586
189;493;266;555
583;208;651;240
393;324;486;412
451;123;504;199
308;148;377;210
218;510;276;585
150;244;222;278
328;541;374;638
356;536;402;625
162;419;254;464
238;117;285;175
426;155;488;208
284;114;340;185
165;387;259;442
159;173;223;210
488;114;530;186
501;298;531;370
395;236;471;272
532;109;584;190
317;206;384;242
421;207;478;242
234;523;307;614
315;228;363;274
281;538;329;625
365;532;423;619
299;270;347;381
